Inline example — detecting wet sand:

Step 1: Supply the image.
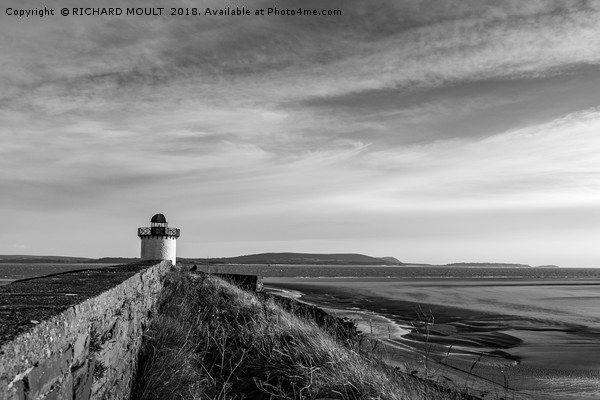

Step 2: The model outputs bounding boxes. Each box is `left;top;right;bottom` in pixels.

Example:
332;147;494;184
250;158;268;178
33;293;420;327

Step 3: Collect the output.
264;277;600;400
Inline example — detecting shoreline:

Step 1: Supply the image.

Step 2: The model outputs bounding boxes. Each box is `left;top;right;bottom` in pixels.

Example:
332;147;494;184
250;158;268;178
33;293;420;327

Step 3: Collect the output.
264;285;530;399
264;278;600;399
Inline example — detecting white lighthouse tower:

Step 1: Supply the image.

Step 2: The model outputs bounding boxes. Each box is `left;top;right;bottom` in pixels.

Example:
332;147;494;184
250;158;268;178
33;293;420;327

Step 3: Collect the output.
138;213;180;265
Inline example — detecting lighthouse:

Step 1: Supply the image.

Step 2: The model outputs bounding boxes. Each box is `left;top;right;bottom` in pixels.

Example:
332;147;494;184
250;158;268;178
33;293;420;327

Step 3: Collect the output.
138;213;180;265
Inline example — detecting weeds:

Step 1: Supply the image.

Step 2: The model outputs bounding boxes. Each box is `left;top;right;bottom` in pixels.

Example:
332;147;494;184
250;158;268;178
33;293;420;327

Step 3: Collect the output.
408;305;437;378
131;270;476;400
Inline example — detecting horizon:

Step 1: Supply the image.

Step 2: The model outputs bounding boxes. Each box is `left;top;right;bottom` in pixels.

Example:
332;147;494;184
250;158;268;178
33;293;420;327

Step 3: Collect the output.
1;251;598;268
2;1;600;267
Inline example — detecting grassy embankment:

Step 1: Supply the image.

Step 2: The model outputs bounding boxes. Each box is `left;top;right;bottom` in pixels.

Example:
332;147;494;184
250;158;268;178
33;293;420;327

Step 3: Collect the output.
131;270;476;400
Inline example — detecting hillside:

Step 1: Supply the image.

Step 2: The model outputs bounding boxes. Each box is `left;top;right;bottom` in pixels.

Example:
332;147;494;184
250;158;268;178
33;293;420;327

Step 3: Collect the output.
0;255;141;264
181;252;403;265
131;270;475;400
1;254;549;268
85;257;140;264
444;262;532;268
0;255;92;263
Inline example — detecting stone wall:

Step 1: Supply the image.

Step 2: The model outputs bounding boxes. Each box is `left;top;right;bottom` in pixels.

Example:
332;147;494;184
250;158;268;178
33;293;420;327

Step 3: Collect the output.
0;260;171;400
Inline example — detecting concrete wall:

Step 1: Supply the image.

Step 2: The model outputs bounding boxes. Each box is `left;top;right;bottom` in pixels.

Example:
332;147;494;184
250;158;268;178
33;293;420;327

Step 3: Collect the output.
0;261;171;400
140;236;176;265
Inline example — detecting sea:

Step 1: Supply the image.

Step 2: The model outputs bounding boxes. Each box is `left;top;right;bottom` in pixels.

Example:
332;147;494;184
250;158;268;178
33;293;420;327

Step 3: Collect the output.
258;266;600;400
0;263;114;285
2;263;599;399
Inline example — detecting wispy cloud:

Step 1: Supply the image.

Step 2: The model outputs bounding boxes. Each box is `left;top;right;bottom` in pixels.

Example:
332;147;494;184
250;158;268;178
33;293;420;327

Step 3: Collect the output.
4;1;600;107
1;0;599;263
357;108;600;209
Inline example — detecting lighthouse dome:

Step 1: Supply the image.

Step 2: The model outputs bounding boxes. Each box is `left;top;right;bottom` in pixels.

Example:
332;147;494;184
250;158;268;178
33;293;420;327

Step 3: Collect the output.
151;213;167;223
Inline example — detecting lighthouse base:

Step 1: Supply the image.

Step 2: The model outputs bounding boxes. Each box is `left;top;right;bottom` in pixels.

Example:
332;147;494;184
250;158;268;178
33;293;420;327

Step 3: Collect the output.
140;236;177;265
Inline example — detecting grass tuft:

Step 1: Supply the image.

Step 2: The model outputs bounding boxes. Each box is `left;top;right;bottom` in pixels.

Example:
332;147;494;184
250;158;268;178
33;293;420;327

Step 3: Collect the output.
131;271;476;400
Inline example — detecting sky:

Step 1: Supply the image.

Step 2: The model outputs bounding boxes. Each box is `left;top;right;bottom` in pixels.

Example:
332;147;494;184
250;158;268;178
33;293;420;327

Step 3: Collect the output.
1;0;600;266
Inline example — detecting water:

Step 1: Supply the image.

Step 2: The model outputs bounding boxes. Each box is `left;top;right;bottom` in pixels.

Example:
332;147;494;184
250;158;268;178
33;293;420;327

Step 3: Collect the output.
255;266;600;400
192;263;600;279
0;263;115;284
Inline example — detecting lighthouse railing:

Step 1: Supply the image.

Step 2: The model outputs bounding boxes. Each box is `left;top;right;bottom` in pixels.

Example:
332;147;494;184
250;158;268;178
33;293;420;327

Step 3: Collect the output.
138;227;180;237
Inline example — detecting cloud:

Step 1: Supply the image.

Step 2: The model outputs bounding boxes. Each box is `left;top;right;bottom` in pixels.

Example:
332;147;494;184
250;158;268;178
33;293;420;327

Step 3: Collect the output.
4;0;600;114
1;0;600;263
353;108;600;210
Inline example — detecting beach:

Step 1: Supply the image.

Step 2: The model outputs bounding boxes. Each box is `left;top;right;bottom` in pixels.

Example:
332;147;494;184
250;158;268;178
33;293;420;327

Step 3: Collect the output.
264;276;600;400
4;263;599;398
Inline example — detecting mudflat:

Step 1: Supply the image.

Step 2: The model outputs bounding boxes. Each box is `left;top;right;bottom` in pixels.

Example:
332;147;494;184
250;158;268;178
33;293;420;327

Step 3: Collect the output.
264;277;600;400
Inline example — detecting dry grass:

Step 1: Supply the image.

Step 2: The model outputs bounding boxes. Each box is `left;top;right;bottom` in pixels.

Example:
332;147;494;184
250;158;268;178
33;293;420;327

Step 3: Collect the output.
131;270;476;400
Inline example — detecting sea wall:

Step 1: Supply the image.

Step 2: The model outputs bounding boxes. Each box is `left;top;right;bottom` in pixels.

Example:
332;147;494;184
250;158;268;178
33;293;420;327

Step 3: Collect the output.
0;260;171;400
209;272;263;292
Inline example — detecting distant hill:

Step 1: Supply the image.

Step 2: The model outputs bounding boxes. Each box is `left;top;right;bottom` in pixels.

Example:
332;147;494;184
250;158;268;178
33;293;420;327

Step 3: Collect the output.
0;255;140;264
1;254;553;268
0;255;92;263
444;262;532;268
181;253;403;266
85;257;140;264
378;256;402;265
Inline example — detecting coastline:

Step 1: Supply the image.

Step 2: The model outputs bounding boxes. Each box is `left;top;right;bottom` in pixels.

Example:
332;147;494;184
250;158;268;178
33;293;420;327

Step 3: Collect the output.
264;285;530;400
264;277;600;400
4;263;600;398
